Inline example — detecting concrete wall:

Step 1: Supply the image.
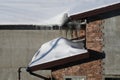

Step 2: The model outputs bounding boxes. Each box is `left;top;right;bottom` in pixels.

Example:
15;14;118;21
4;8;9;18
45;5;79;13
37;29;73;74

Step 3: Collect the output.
103;15;120;75
0;30;69;80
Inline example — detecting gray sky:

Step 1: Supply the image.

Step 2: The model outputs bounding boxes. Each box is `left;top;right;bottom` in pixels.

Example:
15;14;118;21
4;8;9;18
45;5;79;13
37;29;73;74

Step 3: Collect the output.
0;0;119;25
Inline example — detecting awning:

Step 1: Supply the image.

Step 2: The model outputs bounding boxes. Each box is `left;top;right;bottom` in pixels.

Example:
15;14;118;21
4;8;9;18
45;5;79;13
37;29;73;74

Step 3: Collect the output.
27;37;89;71
28;52;89;71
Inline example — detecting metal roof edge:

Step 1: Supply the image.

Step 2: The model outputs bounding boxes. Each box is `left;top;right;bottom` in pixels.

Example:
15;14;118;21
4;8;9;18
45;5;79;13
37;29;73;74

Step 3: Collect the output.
70;3;120;20
27;52;89;71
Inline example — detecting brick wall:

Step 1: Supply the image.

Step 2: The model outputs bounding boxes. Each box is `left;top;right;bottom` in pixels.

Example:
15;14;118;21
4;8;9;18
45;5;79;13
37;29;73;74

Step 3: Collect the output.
52;20;103;80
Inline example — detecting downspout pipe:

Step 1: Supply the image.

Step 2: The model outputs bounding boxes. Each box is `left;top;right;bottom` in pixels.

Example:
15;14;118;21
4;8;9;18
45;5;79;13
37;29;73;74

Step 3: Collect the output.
18;67;26;80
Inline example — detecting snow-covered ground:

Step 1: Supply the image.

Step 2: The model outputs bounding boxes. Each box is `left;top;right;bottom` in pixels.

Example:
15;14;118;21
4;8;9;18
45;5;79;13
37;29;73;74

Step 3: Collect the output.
28;37;87;67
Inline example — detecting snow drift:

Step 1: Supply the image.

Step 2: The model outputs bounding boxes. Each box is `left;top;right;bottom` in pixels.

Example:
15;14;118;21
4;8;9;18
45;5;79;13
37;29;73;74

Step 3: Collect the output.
39;12;68;26
28;37;87;67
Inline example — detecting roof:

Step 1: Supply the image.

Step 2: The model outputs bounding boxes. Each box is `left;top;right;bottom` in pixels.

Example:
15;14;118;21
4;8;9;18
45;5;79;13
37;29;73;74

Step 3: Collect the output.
27;37;88;71
28;52;89;71
70;3;120;20
27;49;105;71
0;0;120;26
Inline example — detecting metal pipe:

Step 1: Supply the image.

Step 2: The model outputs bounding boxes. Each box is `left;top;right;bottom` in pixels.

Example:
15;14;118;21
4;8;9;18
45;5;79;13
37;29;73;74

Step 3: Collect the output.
18;67;26;80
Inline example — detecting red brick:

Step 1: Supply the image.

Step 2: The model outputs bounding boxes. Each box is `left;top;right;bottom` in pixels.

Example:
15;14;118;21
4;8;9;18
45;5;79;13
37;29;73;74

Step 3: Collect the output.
52;20;103;80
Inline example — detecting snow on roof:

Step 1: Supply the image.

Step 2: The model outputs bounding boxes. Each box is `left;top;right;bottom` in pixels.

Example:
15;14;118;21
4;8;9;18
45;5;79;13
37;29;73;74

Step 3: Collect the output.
28;37;87;67
0;0;120;26
68;0;120;16
38;12;68;26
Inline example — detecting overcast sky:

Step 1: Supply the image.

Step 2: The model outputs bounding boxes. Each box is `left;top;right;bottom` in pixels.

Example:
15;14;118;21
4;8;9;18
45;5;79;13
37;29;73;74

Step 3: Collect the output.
0;0;119;25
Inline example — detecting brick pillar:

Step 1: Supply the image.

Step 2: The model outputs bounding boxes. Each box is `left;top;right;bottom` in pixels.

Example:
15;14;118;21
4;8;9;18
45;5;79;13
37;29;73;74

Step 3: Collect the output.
52;20;103;80
86;20;103;80
86;20;103;52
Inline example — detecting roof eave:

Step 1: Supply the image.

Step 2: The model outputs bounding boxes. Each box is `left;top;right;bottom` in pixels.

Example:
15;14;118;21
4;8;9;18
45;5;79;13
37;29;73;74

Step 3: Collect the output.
70;3;120;20
27;52;89;72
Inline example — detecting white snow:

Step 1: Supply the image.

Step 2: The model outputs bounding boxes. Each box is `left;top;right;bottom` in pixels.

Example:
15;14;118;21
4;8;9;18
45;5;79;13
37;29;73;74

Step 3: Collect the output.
0;0;119;26
29;37;87;67
39;12;68;26
68;0;120;16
